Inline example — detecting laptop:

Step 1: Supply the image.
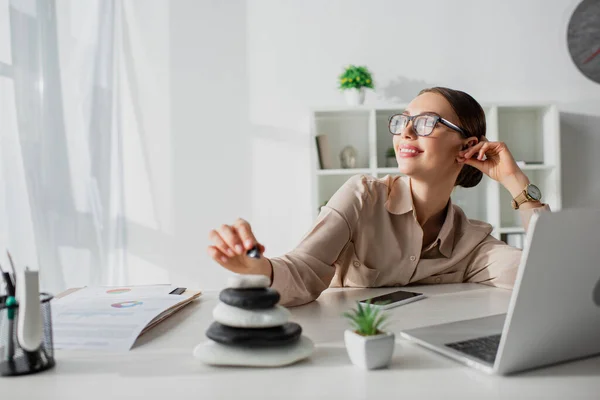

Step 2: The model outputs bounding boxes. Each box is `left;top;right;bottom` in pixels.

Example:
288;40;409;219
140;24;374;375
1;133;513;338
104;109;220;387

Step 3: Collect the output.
400;208;600;375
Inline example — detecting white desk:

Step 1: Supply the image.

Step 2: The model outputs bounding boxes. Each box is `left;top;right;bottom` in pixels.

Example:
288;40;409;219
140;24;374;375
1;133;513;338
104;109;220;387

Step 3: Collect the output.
5;284;600;399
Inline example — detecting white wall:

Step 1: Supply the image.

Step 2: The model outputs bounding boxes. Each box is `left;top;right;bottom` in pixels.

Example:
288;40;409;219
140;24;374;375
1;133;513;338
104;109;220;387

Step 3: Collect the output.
168;0;251;289
124;0;600;290
117;0;252;291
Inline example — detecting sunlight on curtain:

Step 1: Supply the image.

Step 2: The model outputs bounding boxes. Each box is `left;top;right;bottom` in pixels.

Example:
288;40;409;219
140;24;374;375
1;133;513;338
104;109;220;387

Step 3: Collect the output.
0;0;125;293
0;0;173;294
0;0;10;65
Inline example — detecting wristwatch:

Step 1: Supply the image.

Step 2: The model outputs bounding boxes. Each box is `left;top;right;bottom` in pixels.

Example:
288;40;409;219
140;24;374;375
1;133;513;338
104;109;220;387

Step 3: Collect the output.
511;183;542;209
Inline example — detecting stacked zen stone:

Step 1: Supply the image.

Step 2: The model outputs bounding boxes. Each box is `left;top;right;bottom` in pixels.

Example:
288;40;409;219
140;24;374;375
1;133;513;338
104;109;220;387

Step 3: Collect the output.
193;274;314;367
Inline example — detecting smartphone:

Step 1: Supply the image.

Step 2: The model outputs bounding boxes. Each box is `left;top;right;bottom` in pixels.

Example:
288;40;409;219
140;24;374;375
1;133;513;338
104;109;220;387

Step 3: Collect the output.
359;290;426;310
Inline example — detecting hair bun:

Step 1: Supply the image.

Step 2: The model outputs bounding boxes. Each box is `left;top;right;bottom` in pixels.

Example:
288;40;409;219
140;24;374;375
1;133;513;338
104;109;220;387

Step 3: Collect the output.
456;165;483;188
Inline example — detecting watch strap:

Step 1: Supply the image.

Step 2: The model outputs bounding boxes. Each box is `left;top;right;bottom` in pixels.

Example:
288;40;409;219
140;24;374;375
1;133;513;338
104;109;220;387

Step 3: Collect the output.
511;190;529;210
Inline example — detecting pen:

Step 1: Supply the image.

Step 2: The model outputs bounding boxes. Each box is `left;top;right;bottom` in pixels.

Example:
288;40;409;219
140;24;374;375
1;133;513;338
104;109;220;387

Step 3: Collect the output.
4;252;18;363
1;255;16;297
1;272;15;297
7;250;17;287
246;245;261;259
6;295;16;361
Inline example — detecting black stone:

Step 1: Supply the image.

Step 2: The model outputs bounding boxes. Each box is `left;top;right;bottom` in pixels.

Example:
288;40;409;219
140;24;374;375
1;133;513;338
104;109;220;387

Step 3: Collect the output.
219;288;280;310
206;322;302;347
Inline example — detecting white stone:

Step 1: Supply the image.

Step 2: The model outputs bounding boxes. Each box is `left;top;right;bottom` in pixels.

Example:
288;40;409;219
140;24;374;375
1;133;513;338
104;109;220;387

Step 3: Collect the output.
193;335;314;367
227;273;270;289
213;302;290;328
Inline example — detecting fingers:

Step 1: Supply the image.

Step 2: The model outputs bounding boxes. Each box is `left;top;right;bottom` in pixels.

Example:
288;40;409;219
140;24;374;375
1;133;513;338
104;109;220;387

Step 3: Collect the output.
460;140;500;161
233;218;258;251
207;245;250;275
207;245;229;265
209;229;236;258
463;157;485;171
208;218;263;261
477;142;491;161
461;142;485;160
220;223;246;255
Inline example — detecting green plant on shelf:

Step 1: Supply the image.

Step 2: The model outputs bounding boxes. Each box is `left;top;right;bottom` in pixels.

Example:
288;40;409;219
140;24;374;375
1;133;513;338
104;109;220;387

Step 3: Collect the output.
343;300;389;336
386;147;395;158
338;65;375;90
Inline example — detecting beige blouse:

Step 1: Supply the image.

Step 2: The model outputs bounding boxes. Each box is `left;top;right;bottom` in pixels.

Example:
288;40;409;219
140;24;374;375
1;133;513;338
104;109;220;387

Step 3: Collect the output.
269;175;549;307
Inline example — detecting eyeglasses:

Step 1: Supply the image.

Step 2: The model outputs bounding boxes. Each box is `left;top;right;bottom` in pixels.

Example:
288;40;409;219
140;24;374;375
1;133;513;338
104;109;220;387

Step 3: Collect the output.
388;113;466;137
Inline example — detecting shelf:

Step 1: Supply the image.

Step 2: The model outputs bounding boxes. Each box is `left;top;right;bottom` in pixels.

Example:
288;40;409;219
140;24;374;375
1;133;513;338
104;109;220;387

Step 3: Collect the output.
497;227;525;234
317;167;407;176
518;164;555;171
311;103;561;223
497;106;558;166
311;103;409;113
376;168;402;175
314;110;370;170
317;168;371;176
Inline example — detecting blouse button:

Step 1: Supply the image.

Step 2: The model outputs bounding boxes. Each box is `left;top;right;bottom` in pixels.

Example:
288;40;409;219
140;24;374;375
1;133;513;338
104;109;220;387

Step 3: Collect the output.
409;256;416;261
353;261;360;267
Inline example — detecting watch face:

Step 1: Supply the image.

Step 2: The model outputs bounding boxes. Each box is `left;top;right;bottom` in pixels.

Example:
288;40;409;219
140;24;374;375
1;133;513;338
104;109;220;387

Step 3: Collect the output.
527;184;542;201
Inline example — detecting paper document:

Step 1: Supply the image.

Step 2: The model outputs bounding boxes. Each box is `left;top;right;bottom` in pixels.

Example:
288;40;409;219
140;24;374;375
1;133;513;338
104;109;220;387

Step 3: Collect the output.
51;285;200;351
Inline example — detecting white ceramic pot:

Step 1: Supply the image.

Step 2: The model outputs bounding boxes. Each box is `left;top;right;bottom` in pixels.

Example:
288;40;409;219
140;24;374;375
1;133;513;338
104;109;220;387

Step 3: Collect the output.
344;88;365;106
344;329;395;370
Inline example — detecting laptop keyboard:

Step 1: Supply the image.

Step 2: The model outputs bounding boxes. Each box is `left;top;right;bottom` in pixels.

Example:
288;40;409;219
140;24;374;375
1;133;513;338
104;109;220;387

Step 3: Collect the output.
445;334;502;364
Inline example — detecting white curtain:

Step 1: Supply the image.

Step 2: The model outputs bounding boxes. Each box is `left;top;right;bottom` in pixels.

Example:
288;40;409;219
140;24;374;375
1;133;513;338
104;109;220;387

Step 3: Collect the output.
0;0;125;294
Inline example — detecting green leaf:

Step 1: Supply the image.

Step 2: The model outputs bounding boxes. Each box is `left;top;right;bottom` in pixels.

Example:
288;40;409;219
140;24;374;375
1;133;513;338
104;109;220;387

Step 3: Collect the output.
338;65;375;90
343;300;389;336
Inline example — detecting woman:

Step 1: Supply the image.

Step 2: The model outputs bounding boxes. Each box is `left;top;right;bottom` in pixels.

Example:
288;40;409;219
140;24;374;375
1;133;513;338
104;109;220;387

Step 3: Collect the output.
207;87;549;307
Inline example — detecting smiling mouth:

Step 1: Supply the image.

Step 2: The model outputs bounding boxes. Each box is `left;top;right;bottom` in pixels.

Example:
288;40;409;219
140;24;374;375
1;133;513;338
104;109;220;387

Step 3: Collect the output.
397;147;423;158
399;148;420;154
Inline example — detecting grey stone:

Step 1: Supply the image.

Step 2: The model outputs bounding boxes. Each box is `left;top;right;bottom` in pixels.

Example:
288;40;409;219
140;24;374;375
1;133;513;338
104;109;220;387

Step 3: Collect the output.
219;288;280;310
205;321;302;347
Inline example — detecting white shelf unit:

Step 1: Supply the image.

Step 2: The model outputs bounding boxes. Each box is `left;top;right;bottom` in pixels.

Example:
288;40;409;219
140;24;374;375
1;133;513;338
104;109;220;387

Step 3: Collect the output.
310;104;561;242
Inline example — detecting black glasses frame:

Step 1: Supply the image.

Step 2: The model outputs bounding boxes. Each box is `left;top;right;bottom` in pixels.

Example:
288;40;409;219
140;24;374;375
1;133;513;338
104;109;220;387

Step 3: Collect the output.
388;113;467;137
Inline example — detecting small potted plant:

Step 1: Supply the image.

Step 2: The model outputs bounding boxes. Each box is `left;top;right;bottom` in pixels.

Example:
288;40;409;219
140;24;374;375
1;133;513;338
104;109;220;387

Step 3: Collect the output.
338;65;374;106
385;147;397;168
343;300;395;369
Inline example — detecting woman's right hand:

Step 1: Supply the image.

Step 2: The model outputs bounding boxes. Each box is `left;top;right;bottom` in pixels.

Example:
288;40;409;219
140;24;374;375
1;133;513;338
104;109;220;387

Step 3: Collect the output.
207;218;271;278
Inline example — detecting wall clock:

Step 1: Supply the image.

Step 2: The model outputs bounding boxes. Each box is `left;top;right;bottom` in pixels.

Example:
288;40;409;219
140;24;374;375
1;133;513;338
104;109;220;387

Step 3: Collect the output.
567;0;600;84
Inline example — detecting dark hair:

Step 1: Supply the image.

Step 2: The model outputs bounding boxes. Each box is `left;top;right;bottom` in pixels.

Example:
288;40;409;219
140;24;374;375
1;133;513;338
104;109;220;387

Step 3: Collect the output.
418;87;486;188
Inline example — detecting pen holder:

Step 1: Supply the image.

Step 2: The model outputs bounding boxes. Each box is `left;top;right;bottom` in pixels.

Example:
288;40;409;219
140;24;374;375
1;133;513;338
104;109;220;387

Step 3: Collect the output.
0;293;55;376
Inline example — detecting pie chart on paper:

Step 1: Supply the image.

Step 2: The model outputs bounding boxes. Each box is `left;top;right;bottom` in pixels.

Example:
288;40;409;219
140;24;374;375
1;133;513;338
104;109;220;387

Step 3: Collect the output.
111;301;143;309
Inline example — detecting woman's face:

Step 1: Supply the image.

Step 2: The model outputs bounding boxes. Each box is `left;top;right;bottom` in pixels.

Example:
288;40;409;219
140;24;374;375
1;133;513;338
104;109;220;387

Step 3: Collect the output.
392;92;476;183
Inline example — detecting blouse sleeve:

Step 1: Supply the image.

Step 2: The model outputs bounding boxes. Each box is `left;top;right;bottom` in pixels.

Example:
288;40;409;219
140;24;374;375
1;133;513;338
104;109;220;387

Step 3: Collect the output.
269;175;370;306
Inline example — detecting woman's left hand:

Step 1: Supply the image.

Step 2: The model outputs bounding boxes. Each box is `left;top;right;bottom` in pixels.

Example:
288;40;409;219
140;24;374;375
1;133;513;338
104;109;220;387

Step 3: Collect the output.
457;137;522;185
